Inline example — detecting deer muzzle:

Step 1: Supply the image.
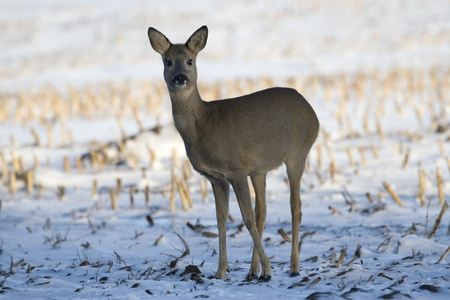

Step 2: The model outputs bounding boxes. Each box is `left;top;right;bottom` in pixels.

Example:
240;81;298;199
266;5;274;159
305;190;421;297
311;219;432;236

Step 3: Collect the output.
173;74;189;89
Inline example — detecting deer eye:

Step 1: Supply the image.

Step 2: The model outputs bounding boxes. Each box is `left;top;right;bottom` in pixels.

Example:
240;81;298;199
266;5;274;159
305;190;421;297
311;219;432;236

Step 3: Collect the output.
166;60;173;67
187;59;193;66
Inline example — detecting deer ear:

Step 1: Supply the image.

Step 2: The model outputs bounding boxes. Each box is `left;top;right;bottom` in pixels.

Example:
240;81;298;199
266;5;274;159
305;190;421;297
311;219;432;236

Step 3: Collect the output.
186;25;208;54
148;27;172;55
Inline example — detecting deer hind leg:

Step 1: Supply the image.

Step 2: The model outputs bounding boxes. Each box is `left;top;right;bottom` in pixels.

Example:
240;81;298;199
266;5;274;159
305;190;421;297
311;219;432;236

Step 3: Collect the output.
248;174;267;280
210;178;230;279
230;173;271;281
285;159;306;277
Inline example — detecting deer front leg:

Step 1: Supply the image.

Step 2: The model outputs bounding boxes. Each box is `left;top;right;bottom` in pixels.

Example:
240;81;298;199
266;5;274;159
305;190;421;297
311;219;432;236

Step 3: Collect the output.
248;174;267;280
210;179;230;279
230;174;271;281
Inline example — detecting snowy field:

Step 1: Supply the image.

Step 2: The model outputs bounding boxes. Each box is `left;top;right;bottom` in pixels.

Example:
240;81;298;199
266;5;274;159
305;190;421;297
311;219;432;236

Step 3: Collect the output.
1;0;450;299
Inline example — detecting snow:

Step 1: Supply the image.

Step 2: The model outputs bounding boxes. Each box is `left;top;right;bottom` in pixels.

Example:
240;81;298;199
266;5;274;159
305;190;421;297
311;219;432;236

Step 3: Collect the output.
1;0;450;299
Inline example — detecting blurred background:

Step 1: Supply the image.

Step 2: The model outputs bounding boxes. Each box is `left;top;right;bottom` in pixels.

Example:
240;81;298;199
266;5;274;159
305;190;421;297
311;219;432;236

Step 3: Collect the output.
0;3;449;297
1;0;449;91
0;0;448;171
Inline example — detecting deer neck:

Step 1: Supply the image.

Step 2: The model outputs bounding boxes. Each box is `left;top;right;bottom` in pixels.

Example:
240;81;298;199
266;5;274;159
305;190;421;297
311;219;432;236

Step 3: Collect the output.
169;84;206;143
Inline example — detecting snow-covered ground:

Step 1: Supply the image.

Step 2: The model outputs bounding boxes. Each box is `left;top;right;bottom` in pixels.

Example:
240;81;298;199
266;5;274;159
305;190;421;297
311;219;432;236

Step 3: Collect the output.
1;0;449;299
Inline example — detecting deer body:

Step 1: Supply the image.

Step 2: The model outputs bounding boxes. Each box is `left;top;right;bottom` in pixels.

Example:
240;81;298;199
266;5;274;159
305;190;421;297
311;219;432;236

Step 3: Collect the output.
175;88;316;178
148;26;319;281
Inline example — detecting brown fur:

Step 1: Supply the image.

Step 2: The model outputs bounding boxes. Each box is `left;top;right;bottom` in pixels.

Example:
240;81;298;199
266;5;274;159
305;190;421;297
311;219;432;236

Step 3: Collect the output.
148;25;319;281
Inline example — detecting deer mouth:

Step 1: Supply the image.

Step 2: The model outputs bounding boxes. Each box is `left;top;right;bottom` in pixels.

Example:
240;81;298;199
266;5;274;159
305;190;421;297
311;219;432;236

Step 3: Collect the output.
172;74;189;89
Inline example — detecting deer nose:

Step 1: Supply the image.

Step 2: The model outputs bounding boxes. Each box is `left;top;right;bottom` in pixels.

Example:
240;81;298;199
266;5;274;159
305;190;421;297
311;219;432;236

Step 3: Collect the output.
173;74;188;86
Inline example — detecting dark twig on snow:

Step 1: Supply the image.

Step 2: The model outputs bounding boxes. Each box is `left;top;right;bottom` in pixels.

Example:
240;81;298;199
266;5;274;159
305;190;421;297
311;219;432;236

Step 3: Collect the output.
428;201;448;239
435;246;450;264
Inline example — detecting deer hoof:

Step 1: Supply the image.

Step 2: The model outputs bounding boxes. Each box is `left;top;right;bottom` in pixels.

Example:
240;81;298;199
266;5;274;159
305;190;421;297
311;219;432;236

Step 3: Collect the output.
245;272;258;281
213;270;227;279
289;271;300;277
258;275;271;282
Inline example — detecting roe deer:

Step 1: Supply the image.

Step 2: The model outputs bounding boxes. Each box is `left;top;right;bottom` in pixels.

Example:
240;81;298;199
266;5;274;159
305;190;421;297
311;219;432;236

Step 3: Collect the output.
148;25;319;281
